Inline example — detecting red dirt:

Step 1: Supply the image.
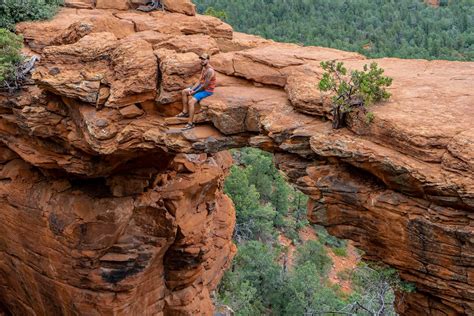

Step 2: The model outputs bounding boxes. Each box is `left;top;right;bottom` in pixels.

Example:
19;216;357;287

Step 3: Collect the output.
327;243;360;294
278;225;360;294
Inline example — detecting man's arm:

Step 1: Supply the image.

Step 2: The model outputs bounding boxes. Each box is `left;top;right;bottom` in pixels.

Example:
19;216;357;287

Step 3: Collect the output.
187;69;204;94
190;82;200;91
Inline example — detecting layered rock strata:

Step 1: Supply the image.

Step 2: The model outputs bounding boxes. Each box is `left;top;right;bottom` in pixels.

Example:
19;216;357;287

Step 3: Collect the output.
0;1;473;315
0;145;236;315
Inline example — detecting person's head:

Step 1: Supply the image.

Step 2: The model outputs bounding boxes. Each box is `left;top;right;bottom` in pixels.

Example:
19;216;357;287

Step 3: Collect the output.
199;53;210;67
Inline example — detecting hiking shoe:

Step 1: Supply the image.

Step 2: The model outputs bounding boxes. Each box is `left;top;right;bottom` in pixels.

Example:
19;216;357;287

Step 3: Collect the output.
182;122;194;130
176;112;189;118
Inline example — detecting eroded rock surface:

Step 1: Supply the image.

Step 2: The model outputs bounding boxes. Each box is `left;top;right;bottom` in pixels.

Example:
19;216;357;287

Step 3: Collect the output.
1;1;473;315
0;146;235;315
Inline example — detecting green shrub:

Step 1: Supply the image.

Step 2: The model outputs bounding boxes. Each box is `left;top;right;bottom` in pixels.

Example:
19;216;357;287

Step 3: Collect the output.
0;28;23;86
273;262;346;315
295;240;332;276
315;225;347;249
204;6;228;21
319;60;393;128
280;216;299;243
0;0;64;30
333;247;348;257
365;111;375;123
336;268;352;281
217;241;283;314
347;262;416;315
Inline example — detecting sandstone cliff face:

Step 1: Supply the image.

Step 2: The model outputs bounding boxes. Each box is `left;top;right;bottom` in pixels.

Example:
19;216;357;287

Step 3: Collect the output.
0;1;473;315
0;146;236;315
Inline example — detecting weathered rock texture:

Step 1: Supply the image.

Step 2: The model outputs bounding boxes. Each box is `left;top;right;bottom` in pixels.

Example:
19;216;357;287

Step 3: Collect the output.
1;1;473;315
66;0;196;15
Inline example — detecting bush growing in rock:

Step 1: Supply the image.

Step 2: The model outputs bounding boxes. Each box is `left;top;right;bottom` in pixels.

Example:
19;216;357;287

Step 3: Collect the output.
0;0;63;30
319;60;393;129
0;28;24;86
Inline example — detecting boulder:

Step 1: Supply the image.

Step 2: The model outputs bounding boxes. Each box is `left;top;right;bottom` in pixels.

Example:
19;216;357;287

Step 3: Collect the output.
156;51;201;104
196;14;233;40
153;34;219;56
107;39;158;107
216;32;272;53
162;0;196;16
285;75;332;117
64;0;95;9
124;30;173;45
119;104;145;118
96;0;130;10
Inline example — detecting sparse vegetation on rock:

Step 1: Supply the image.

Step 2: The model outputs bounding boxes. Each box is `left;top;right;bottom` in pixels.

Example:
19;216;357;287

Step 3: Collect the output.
319;60;393;129
0;29;24;89
0;28;39;92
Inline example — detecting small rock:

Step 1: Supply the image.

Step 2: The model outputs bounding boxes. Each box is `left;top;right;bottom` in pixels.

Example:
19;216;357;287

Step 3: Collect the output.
119;104;144;119
48;67;60;76
95;118;109;128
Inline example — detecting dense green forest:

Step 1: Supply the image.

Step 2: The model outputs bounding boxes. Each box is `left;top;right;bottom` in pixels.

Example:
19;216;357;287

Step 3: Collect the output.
220;148;414;315
195;0;474;61
0;0;63;30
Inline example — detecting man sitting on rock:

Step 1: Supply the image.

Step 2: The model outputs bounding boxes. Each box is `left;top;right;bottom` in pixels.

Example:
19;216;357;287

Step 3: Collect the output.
177;53;217;130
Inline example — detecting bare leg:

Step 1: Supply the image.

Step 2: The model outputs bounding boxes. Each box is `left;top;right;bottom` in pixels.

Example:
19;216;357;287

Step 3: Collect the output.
188;97;197;124
181;88;191;113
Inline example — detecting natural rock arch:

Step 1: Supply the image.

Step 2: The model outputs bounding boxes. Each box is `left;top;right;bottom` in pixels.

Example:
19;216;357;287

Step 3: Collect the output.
0;2;473;315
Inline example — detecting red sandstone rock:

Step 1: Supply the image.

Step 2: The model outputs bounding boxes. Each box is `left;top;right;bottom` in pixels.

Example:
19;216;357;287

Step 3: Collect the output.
16;9;135;51
154;34;219;56
119;104;144;119
124;30;173;45
0;151;235;315
64;0;95;9
96;0;130;10
107;39;158;107
216;32;273;53
1;4;473;316
162;0;196;16
285;74;332;117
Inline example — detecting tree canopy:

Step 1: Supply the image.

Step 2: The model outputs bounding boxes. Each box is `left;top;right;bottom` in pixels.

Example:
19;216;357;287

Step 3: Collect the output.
0;0;63;30
220;148;412;315
196;0;474;61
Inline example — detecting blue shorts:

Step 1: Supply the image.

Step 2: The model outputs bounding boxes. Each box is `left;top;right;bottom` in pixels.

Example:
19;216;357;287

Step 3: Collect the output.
193;90;213;102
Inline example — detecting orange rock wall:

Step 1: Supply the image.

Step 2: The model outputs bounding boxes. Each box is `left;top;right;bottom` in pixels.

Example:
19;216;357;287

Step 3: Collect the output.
274;153;472;315
0;146;236;315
